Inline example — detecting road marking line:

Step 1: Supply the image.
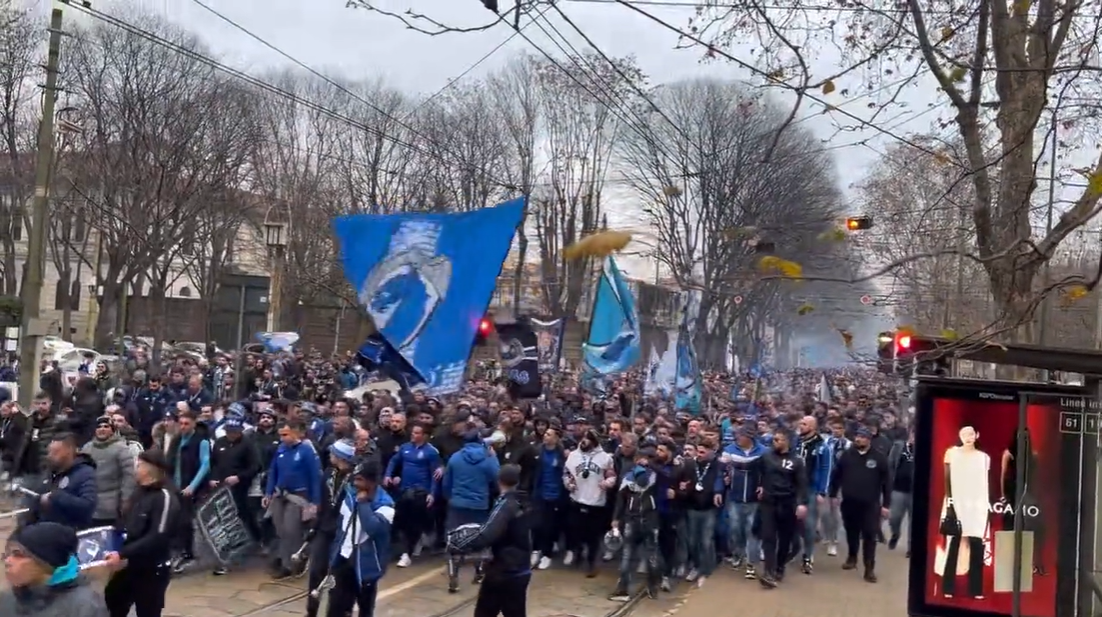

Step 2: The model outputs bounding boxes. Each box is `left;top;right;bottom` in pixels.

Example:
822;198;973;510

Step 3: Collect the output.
379;567;441;600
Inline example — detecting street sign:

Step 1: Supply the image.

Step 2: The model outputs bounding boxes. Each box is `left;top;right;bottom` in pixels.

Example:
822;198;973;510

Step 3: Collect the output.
860;295;872;305
733;295;743;305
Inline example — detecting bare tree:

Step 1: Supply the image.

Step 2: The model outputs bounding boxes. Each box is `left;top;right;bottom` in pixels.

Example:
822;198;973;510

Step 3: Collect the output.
531;51;644;318
0;6;37;296
60;11;258;350
489;56;542;310
689;0;1102;343
408;82;508;213
250;71;351;318
857;139;992;336
617;79;852;363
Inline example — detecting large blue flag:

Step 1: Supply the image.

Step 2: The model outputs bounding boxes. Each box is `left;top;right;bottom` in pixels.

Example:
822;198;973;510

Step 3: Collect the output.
333;199;524;394
582;256;641;376
674;288;702;413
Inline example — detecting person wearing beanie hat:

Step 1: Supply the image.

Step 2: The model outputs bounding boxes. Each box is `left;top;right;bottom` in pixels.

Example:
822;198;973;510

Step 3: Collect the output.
208;413;262;576
302;438;359;617
80;415;137;528
448;463;532;615
326;457;394;617
102;447;179;617
0;522;108;617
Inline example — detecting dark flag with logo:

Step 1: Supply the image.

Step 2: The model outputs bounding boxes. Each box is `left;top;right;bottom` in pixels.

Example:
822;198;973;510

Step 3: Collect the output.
530;317;565;373
496;320;541;399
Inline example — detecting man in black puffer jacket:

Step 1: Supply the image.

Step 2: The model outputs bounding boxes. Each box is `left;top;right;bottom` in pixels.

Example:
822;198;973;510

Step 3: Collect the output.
449;464;531;617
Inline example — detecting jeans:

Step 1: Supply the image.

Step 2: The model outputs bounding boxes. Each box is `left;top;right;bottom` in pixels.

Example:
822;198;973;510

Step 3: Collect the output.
801;498;819;559
684;509;718;576
726;501;760;564
618;521;659;589
888;491;912;549
820;498;842;543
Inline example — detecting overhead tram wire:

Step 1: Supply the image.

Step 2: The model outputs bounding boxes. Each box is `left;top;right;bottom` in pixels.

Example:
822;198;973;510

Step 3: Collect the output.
521;12;688;165
410;3;553;115
549;2;692;146
185;0;522;188
606;0;963;167
564;0;1102;17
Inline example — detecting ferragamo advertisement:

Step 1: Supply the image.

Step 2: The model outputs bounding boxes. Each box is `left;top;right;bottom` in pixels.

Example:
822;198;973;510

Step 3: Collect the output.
909;380;1097;617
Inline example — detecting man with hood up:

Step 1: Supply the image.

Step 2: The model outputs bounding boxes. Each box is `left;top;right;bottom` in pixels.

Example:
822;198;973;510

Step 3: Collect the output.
442;415;501;592
20;432;98;531
609;447;661;600
81;416;136;528
0;522;108;617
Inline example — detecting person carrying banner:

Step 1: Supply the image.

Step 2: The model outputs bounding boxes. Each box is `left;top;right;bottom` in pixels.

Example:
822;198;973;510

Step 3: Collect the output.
209;415;262;576
0;522;109;617
448;464;531;617
102;449;179;617
303;439;357;617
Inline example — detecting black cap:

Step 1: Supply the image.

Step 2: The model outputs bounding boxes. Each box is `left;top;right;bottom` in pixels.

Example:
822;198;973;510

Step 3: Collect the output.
498;463;521;488
354;459;381;483
11;522;78;569
138;449;173;473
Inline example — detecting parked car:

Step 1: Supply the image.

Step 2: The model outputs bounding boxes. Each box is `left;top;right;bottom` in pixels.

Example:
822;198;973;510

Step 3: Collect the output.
51;347;100;373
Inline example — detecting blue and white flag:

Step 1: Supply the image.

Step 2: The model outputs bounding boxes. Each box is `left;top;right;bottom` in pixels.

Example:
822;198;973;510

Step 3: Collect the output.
674;289;702;414
334;199;524;394
256;331;300;353
582;256;641;376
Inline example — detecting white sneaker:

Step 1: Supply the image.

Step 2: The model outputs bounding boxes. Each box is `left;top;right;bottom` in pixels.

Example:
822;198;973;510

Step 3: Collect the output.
397;553;412;568
674;565;686;578
563;550;576;566
538;556;552;570
531;551;541;568
696;575;707;588
685;568;699;582
827;543;838;557
603;549;615;562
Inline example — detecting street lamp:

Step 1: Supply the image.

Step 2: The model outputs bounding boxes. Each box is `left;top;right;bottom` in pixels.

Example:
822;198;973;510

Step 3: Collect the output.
263;206;289;333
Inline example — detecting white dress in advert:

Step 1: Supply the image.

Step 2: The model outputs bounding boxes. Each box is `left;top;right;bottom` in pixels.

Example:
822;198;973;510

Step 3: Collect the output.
945;446;991;537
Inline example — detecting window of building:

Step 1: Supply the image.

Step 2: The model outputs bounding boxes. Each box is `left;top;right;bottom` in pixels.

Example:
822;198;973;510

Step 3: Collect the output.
179;286;192;298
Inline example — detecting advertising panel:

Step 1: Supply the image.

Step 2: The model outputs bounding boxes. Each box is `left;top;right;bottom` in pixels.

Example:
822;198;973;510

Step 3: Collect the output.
909;380;1097;617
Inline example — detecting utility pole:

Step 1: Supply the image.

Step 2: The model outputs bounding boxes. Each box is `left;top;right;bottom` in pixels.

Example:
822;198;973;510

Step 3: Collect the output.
18;8;64;408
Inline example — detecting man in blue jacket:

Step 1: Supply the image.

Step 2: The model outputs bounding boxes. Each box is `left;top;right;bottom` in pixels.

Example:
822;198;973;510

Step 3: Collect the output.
264;420;322;579
384;422;441;568
20;433;98;530
723;428;766;580
328;458;394;617
442;428;500;591
794;416;832;574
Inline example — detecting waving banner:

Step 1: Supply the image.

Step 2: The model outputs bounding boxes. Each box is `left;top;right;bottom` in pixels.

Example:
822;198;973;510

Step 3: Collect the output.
334;199;523;394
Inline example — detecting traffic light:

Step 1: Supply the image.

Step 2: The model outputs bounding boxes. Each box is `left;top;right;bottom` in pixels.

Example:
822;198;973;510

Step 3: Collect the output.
877;331;950;376
474;317;494;345
845;216;873;231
